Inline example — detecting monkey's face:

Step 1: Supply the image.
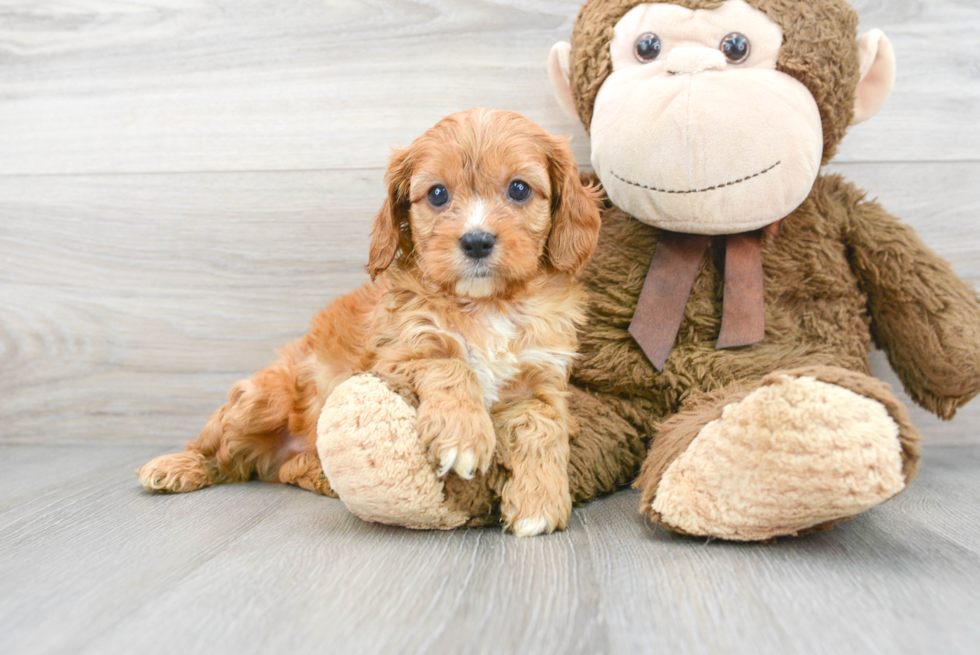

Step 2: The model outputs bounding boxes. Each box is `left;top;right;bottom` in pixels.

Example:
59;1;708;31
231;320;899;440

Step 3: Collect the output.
589;0;823;234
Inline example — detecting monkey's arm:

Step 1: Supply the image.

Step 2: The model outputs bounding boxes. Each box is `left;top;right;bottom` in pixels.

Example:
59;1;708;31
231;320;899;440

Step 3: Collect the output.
842;182;980;419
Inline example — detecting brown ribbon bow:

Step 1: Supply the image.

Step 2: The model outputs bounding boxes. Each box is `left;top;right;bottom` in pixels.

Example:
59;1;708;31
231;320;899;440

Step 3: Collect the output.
628;222;780;371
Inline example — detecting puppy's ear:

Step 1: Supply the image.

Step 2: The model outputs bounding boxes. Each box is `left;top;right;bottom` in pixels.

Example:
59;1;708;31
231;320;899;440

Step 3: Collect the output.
368;147;414;280
546;136;602;275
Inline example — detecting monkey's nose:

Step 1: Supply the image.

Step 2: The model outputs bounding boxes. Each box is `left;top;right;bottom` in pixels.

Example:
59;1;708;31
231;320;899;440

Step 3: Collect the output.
665;47;726;75
460;231;496;259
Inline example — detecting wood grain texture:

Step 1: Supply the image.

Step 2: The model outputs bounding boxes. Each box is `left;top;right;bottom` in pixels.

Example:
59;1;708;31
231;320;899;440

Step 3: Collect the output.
3;163;978;446
0;0;978;176
584;447;980;655
0;444;978;655
0;169;379;444
1;1;978;652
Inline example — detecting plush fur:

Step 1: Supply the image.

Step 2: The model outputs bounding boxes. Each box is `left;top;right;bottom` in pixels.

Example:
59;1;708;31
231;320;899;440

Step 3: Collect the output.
568;0;861;163
142;1;980;542
650;375;906;541
317;374;494;530
554;0;980;539
564;170;980;537
311;0;980;540
139;108;602;536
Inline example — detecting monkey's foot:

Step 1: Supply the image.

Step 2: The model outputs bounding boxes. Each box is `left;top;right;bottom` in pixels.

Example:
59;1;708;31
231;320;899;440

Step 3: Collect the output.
317;374;493;530
637;370;918;541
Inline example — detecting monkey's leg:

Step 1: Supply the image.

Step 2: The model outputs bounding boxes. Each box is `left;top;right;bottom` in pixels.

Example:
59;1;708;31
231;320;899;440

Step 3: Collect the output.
317;374;495;529
636;366;921;541
566;385;650;504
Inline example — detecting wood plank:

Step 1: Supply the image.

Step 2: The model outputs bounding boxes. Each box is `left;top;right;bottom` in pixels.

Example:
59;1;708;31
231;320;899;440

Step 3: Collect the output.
843;0;980;162
0;0;977;176
0;444;163;525
81;500;609;655
2;163;978;446
0;446;301;655
0;445;608;655
584;449;980;655
0;444;977;655
0;170;379;444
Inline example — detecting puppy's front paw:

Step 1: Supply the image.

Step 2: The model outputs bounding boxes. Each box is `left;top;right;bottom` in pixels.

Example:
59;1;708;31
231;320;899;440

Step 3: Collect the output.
512;517;552;538
417;400;495;480
501;475;572;537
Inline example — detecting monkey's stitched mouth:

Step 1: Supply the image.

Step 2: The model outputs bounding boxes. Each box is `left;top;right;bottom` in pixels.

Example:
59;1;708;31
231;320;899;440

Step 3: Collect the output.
610;161;781;195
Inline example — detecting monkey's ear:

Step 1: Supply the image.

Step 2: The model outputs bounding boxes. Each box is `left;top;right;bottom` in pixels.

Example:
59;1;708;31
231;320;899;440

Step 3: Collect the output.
852;29;896;125
548;42;579;122
367;148;413;280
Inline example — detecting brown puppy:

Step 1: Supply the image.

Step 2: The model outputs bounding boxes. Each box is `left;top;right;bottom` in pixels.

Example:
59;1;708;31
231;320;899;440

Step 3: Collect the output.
138;108;602;536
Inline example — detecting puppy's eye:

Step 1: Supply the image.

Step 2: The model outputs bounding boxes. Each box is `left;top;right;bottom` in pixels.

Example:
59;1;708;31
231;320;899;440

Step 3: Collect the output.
427;185;449;208
720;32;750;64
634;33;662;62
508;180;531;203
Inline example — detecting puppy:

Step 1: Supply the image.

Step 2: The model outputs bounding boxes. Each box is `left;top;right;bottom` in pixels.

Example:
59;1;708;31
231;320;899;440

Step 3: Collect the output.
137;108;602;536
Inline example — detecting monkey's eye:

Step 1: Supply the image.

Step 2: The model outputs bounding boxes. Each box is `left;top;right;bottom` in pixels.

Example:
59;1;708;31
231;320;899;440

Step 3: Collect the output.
508;180;532;202
427;184;449;208
720;32;750;64
634;33;662;62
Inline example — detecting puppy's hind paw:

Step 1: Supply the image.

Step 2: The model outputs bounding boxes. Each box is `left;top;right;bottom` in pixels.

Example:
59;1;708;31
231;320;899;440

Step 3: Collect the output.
137;452;215;493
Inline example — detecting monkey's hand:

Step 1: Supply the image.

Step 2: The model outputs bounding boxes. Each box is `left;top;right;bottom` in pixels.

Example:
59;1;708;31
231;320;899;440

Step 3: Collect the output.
844;182;980;419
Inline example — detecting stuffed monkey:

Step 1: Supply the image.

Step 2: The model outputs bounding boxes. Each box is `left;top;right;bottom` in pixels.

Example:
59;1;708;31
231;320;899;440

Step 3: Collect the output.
319;0;980;540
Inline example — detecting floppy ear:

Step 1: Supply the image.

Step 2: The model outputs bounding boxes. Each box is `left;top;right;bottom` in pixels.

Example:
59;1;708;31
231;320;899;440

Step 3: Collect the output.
367;147;414;280
546;136;602;275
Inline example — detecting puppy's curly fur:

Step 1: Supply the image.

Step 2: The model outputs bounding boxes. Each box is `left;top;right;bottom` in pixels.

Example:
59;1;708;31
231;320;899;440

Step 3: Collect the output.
138;108;602;535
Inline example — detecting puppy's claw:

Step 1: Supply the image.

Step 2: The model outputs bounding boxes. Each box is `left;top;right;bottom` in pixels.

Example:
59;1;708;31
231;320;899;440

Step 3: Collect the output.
437;447;458;478
512;517;552;538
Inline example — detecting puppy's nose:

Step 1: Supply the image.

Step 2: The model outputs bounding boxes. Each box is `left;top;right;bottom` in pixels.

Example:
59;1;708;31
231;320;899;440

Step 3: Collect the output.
460;231;496;260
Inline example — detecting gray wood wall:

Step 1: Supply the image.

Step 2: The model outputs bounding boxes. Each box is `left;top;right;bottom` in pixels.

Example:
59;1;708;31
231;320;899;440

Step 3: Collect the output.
2;0;978;447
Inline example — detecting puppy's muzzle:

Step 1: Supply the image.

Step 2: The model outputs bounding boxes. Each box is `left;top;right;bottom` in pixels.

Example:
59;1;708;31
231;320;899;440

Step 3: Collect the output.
460;231;496;260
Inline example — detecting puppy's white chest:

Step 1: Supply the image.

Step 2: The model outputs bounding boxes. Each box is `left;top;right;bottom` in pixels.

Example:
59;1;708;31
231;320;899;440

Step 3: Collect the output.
466;313;521;408
458;308;575;409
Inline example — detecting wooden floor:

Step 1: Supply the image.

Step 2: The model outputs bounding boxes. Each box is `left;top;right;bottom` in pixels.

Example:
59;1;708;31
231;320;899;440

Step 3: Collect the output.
2;1;979;653
0;444;978;655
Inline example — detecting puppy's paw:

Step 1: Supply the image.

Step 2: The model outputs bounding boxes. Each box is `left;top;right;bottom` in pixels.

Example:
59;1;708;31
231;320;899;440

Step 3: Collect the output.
137;452;215;493
501;475;572;537
417;400;495;480
512;517;551;538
